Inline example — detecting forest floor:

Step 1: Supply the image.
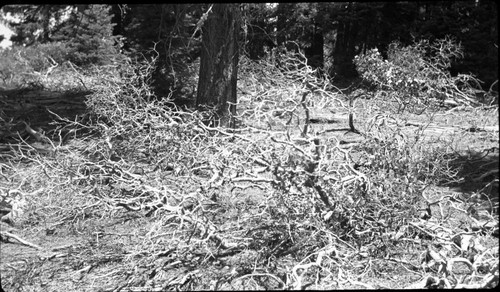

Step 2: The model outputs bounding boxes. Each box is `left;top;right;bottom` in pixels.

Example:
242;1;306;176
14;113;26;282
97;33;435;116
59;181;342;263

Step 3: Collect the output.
0;80;499;291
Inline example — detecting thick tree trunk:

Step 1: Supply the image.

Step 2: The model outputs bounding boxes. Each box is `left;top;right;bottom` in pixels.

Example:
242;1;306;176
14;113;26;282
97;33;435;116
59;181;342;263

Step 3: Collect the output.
330;3;359;79
39;6;51;43
196;4;239;128
305;23;324;70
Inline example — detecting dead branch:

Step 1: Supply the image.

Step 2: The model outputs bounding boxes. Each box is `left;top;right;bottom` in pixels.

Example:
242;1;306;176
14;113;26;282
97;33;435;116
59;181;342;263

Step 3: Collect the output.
0;231;43;250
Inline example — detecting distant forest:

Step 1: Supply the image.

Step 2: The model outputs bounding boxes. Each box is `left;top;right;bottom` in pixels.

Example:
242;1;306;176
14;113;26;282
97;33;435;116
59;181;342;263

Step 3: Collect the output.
1;2;497;98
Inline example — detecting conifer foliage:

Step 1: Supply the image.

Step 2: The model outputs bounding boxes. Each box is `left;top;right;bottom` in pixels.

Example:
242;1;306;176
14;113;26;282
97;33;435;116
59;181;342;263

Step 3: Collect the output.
1;5;122;67
51;5;122;66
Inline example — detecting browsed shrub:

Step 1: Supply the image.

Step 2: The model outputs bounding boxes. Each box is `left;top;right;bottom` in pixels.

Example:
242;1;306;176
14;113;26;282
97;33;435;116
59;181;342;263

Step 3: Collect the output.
354;36;485;112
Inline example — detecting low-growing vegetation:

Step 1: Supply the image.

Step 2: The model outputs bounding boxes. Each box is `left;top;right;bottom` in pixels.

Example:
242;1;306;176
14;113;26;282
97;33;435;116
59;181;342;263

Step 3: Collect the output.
1;35;498;291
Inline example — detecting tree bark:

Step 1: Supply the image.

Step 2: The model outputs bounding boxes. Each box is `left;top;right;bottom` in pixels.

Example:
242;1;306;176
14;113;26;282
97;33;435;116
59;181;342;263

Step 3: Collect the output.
196;4;239;128
305;22;324;70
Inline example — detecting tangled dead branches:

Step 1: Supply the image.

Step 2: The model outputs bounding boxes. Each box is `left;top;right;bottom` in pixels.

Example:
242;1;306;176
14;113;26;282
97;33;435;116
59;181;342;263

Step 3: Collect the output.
0;46;497;290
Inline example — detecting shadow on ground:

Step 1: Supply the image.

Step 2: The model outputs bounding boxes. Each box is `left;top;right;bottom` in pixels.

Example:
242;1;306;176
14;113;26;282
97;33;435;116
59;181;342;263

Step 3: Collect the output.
0;87;92;144
443;148;499;214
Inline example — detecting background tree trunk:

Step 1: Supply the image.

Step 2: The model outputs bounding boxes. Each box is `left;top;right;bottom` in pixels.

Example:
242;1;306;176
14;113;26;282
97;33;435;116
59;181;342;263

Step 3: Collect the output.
196;4;239;128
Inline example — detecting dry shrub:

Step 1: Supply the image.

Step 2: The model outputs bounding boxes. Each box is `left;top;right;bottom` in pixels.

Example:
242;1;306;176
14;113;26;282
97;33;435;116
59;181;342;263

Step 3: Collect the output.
1;44;497;291
35;46;371;289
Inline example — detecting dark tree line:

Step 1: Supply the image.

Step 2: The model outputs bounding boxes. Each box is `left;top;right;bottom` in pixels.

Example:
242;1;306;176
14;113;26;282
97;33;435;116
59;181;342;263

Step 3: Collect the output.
1;2;497;124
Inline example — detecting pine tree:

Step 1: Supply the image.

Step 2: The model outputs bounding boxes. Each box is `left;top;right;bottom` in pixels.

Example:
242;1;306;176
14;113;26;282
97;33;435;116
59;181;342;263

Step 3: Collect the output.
51;5;122;66
196;4;240;127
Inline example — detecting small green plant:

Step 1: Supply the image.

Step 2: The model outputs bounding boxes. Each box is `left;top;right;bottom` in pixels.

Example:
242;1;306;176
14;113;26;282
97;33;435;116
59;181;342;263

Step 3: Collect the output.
354;37;484;112
0;42;70;87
